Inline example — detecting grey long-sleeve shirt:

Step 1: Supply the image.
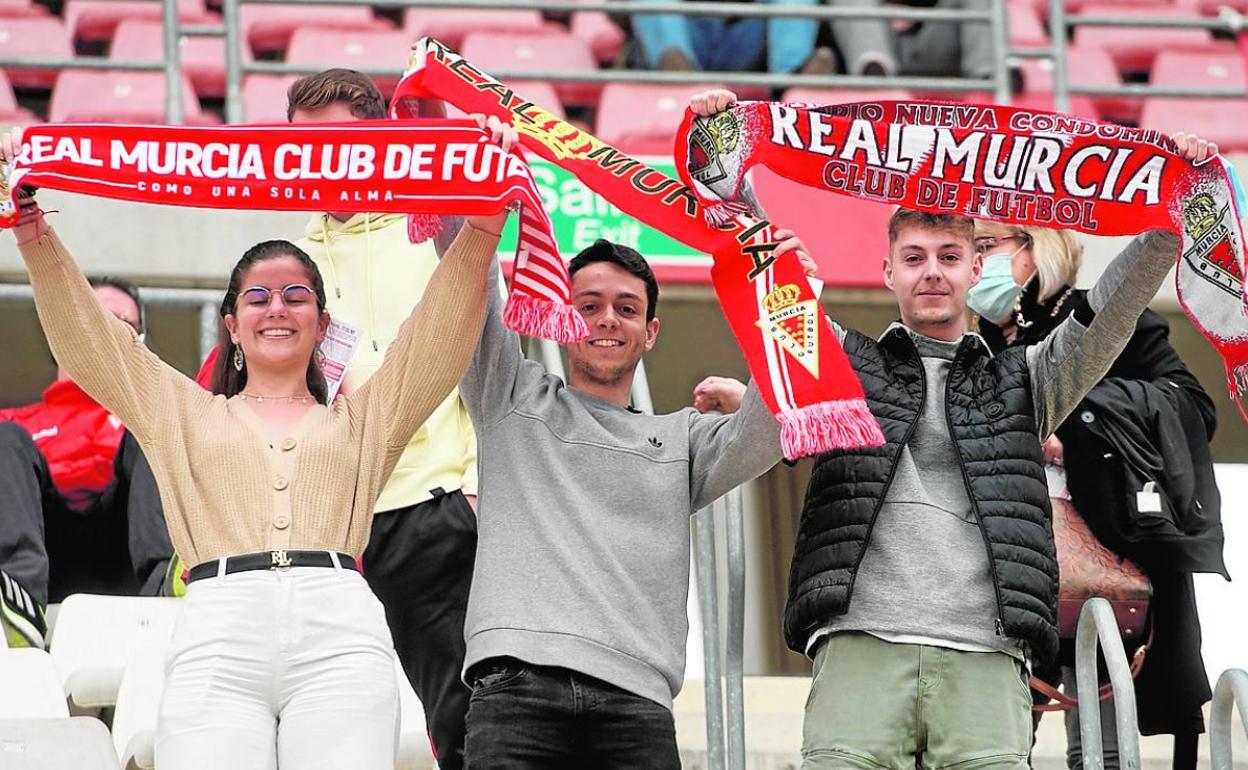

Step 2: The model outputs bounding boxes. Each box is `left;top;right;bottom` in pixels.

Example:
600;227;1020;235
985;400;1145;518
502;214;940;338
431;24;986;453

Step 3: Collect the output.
810;230;1181;660
459;260;783;709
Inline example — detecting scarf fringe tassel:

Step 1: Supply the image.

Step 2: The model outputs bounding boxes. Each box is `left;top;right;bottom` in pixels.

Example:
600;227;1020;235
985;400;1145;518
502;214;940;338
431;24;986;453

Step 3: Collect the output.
779;398;885;460
407;213;444;244
702;200;754;228
504;293;589;344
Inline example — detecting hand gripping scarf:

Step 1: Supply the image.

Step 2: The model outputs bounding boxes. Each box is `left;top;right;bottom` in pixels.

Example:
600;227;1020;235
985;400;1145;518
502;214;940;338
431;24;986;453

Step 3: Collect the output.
395;39;887;459
673;100;1248;425
0;120;588;343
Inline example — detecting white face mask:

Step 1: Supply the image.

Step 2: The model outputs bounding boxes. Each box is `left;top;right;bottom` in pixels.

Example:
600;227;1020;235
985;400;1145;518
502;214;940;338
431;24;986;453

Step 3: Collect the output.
968;245;1026;324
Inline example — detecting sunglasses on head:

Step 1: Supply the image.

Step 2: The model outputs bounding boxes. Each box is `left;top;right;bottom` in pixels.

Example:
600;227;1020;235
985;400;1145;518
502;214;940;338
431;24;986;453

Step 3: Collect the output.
237;283;317;309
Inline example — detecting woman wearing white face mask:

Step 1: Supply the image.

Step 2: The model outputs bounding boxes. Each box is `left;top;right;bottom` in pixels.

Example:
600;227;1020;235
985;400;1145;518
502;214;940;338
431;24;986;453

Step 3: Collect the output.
969;220;1225;770
968;223;1084;345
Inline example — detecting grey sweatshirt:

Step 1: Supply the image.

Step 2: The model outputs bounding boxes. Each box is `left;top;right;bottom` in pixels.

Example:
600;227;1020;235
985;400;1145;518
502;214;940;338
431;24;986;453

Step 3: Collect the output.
810;230;1181;659
459;261;784;709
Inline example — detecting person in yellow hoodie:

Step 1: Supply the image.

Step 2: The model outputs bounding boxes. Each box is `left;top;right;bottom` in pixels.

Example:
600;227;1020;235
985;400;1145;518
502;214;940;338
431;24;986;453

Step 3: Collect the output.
287;69;479;770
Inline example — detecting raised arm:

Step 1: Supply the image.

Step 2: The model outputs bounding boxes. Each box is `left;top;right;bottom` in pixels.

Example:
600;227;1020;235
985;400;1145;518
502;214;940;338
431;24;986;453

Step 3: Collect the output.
16;219;178;443
689;380;783;511
350;222;499;449
1028;132;1217;438
1028;231;1181;438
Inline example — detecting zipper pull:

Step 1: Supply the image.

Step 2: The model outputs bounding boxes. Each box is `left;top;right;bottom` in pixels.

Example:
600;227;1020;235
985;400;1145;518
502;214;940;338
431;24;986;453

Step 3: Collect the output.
995;618;1005;636
335;287;342;299
373;340;379;352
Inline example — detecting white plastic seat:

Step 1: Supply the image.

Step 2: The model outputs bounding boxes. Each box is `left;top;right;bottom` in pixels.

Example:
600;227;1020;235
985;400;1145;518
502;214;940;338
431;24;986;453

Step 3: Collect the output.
48;595;181;711
396;658;437;770
110;645;166;770
0;649;70;718
0;717;121;769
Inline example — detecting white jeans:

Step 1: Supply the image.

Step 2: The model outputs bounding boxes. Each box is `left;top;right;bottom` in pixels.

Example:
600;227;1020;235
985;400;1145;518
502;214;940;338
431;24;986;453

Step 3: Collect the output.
154;563;399;770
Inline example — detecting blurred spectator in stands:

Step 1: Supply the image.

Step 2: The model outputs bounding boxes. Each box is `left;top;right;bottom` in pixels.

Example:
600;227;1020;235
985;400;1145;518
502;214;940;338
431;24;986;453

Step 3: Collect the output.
970;222;1227;770
631;0;838;75
880;0;993;79
0;277;147;647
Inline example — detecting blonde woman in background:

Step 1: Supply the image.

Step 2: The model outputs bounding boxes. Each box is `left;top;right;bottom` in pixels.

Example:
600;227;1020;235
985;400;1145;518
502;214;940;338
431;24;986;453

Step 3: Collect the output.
970;221;1227;770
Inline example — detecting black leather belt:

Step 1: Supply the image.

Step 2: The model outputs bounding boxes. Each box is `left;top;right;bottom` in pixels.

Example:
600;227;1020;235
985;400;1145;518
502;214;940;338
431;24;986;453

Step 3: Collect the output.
186;550;358;584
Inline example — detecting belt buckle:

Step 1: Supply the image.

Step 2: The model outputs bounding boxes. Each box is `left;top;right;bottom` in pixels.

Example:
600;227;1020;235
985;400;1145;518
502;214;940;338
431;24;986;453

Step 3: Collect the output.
270;549;292;569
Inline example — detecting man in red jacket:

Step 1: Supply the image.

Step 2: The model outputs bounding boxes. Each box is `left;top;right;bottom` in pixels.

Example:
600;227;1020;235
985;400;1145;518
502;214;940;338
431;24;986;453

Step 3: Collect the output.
0;277;144;647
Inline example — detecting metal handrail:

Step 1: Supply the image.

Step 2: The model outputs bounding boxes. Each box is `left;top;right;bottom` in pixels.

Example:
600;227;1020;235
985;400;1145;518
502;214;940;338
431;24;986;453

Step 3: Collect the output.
695;503;727;770
240;0;992;21
1212;668;1248;770
1040;0;1248;110
723;485;746;770
221;0;1010;120
0;282;223;360
1074;598;1141;769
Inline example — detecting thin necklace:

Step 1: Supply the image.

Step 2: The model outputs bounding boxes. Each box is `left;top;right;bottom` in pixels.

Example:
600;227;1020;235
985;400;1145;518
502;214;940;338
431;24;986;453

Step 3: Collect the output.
238;392;314;405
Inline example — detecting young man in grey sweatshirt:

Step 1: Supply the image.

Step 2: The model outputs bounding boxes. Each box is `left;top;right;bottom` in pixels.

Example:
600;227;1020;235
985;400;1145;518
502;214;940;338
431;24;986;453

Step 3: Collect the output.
457;239;783;769
688;90;1217;770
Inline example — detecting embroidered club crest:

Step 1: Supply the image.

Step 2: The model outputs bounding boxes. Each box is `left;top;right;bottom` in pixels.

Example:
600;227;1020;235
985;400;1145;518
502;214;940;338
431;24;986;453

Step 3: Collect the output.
688;112;740;187
1182;192;1242;298
757;283;820;376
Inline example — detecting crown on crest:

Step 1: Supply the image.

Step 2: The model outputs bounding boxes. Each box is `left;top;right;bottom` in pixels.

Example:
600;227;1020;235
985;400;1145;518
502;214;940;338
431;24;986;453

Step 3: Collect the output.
763;283;802;314
1184;193;1218;239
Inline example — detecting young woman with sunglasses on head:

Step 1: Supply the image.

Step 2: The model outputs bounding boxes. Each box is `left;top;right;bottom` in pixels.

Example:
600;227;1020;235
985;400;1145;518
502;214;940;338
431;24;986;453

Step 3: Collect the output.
1;119;515;770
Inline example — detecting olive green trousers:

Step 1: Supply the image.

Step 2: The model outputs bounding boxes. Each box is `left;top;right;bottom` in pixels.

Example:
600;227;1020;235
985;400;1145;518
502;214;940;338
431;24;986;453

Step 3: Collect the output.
802;632;1033;770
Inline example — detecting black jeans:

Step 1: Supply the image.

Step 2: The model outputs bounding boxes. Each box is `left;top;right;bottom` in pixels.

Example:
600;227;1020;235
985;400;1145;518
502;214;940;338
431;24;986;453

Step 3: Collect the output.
362;490;477;770
464;658;681;770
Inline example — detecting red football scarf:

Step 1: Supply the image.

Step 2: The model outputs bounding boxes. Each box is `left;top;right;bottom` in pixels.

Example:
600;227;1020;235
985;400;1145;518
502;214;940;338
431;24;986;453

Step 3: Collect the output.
675;100;1248;424
0;121;588;343
395;39;887;459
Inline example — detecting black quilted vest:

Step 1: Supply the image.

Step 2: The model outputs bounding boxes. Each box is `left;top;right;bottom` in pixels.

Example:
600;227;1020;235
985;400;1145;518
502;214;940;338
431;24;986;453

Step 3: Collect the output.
784;327;1060;666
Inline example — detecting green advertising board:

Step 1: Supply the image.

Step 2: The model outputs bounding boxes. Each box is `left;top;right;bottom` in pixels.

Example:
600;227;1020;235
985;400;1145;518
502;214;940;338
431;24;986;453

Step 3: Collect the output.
497;158;708;267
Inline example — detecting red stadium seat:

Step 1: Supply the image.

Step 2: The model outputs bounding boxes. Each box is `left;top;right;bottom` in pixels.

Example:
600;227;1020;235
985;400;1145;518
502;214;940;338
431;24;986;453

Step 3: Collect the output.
240;5;390;55
461;30;599;107
443;81;566;120
241;74;299;123
0;69;37;122
403;8;545;51
1012;92;1101;119
1139;97;1248;151
64;0;211;45
1139;51;1248;150
109;19;245;99
1020;48;1122;120
0;16;74;89
0;0;49;18
594;82;722;156
1073;4;1234;73
782;87;914;105
570;11;625;64
1009;2;1049;47
1194;0;1248;11
285;28;415;95
49;70;212;124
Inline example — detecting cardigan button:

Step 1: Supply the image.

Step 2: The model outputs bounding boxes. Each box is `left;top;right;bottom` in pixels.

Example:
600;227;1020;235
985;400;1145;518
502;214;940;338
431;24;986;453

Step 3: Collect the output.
274;515;290;530
274;476;289;491
281;437;297;451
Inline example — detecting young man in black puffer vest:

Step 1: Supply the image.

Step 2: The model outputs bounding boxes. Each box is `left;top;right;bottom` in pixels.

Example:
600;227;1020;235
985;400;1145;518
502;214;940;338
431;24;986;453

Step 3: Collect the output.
688;89;1216;769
